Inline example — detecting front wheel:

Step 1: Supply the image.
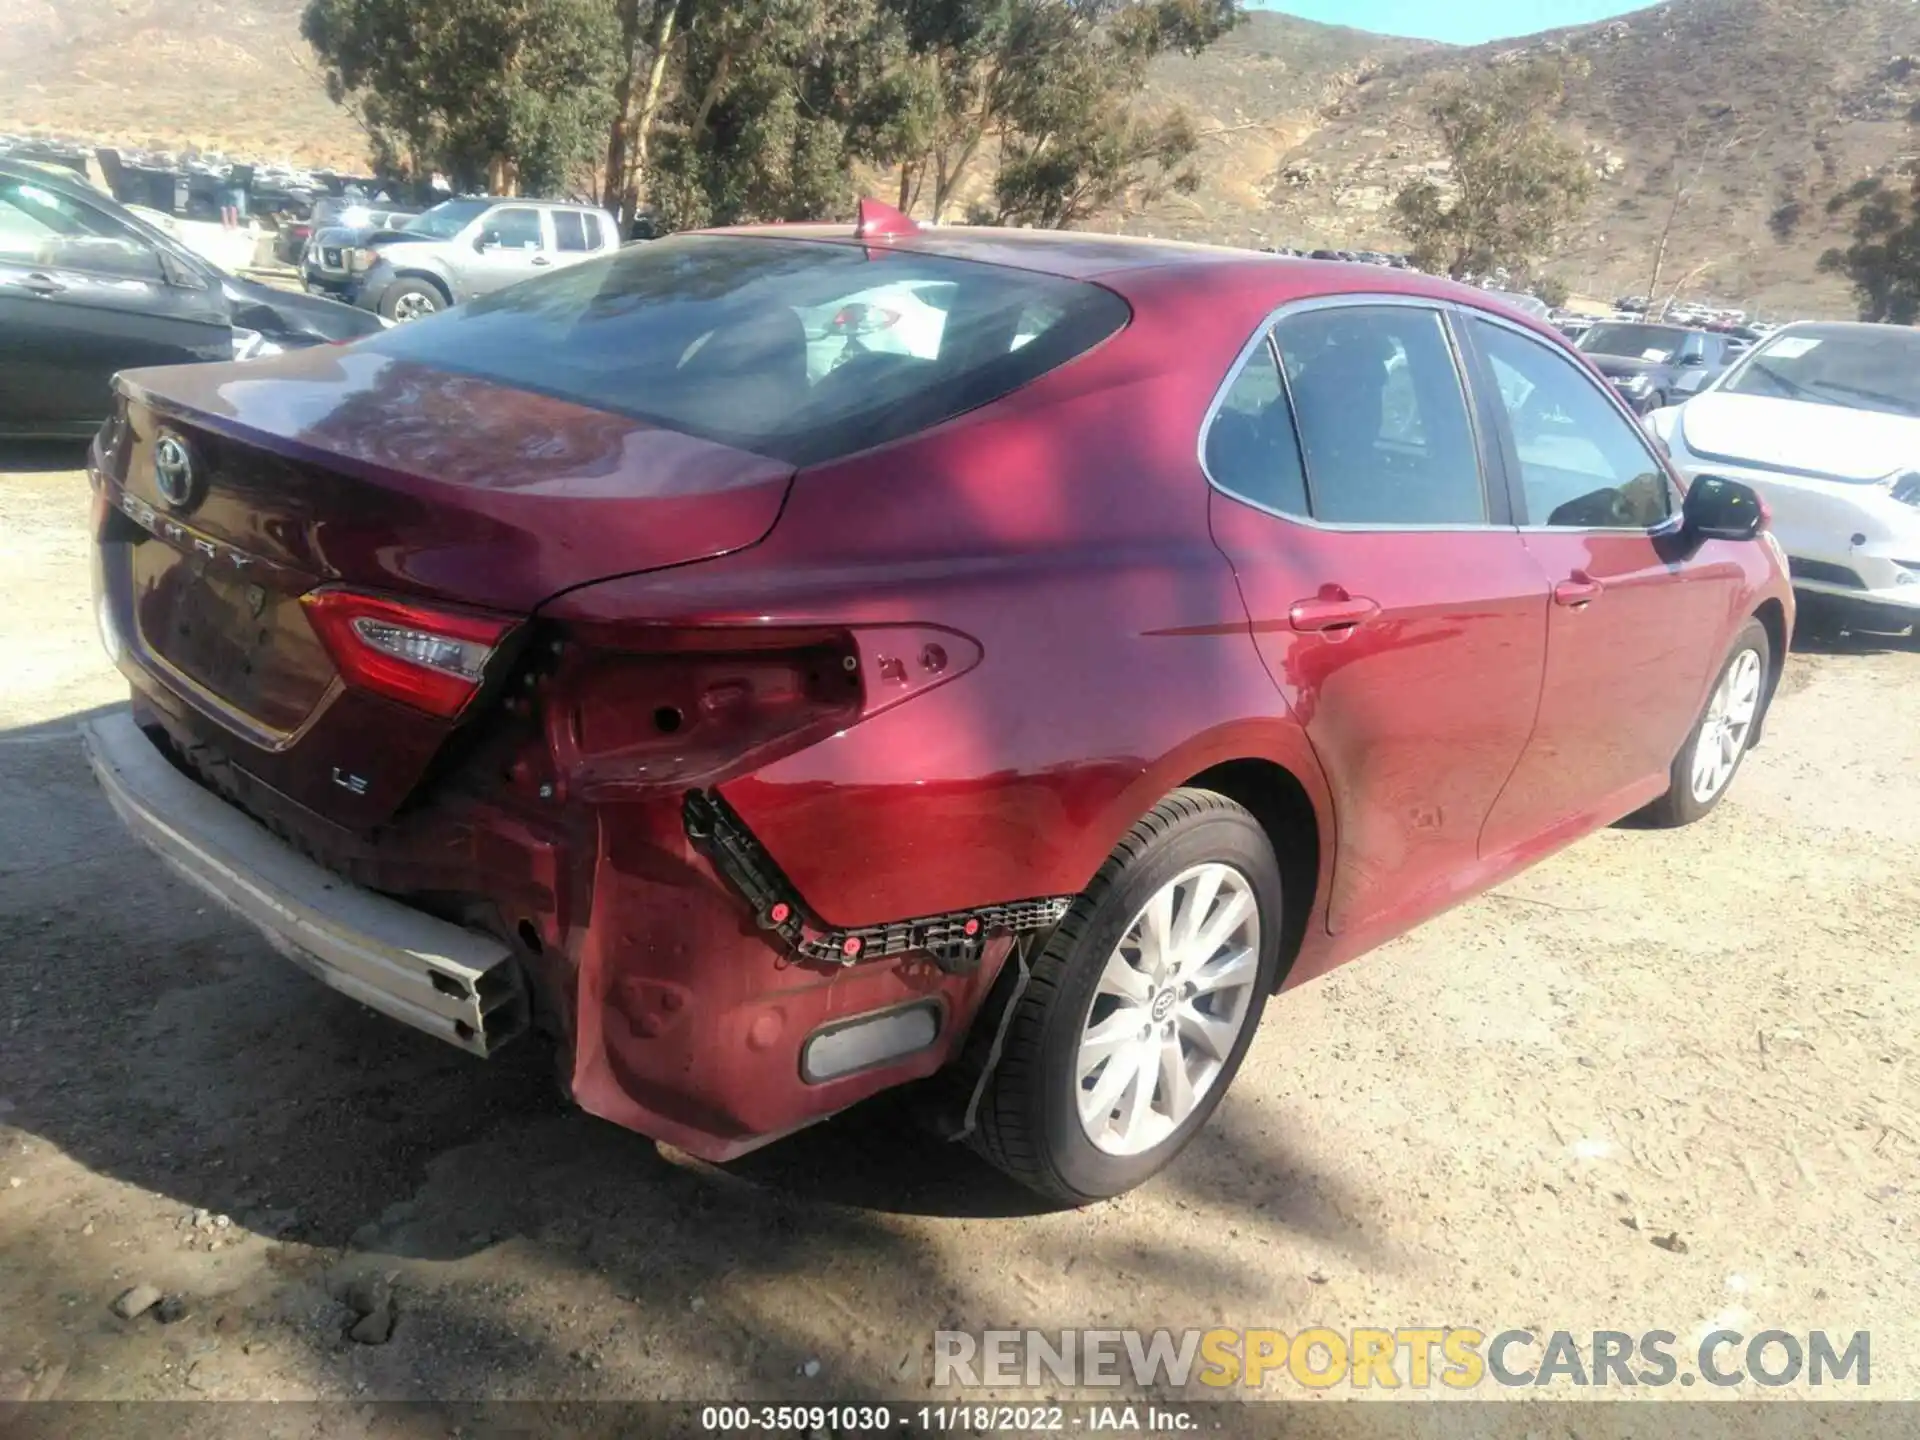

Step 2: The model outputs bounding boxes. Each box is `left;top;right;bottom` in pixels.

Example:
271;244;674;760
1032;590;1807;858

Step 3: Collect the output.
380;278;446;323
1638;618;1770;827
968;789;1283;1203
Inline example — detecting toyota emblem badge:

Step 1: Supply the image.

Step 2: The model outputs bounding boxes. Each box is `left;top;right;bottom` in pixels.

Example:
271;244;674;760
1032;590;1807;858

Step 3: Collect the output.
153;431;199;511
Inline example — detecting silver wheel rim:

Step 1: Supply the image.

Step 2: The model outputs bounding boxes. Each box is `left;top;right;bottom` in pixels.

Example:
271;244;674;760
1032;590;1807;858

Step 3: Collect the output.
1075;862;1261;1157
1690;647;1763;803
391;291;438;322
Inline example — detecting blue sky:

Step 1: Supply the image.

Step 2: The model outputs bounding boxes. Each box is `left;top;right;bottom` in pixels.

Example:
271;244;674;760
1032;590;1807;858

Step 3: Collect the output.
1254;0;1650;45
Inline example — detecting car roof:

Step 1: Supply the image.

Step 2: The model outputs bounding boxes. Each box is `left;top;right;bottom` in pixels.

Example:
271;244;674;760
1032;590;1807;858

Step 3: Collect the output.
1589;318;1718;336
477;196;609;211
1769;319;1916;338
701;221;1517;309
710;223;1262;278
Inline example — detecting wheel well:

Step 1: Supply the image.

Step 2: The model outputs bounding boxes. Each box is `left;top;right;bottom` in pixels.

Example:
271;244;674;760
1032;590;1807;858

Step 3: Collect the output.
1752;598;1788;744
1183;759;1319;988
392;270;453;305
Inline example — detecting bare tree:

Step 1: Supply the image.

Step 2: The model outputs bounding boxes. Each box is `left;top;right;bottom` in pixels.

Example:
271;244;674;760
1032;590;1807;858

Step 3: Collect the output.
1644;122;1757;312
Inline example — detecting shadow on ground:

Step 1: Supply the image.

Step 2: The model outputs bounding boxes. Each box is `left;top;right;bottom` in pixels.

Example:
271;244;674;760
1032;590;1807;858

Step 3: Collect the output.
0;704;1372;1411
0;440;91;474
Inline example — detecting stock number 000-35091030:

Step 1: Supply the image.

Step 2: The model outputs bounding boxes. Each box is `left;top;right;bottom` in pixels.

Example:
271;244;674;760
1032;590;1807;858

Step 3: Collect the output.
700;1405;1071;1432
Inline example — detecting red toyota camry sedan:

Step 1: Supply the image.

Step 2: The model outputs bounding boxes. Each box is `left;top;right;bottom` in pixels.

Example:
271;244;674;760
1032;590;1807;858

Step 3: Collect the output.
82;204;1791;1202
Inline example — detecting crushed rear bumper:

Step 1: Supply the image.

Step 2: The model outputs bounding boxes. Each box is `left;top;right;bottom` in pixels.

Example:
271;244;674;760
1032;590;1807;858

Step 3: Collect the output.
80;711;529;1057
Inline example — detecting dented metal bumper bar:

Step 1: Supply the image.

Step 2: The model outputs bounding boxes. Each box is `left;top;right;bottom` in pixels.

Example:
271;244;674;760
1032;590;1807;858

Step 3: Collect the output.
81;711;528;1056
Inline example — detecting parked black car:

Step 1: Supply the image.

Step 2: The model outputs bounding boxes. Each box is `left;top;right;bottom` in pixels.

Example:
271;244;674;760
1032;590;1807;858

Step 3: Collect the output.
0;159;385;439
1574;320;1735;415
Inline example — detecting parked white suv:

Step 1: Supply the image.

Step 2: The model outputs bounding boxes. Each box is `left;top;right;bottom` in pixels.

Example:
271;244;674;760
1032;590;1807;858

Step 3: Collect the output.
349;196;619;322
1648;320;1920;631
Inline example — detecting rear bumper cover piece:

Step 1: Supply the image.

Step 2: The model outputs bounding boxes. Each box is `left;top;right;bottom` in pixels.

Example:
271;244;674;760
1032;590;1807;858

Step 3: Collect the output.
81;711;529;1056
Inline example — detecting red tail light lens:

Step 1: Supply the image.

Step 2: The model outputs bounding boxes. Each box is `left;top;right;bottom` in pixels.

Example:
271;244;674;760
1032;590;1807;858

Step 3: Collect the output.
302;588;517;718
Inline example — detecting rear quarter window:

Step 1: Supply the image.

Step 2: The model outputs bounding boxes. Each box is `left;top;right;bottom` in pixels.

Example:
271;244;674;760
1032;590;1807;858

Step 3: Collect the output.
362;234;1130;465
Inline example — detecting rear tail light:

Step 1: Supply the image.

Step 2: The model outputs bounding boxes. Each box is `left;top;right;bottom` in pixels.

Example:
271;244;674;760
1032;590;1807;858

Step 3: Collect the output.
302;588;517;718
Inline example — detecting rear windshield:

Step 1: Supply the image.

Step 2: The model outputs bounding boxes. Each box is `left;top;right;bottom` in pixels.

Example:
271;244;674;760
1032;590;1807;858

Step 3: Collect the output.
361;234;1130;465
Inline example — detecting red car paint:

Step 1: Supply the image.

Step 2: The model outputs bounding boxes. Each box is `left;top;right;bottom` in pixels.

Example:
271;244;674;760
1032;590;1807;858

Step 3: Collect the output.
89;227;1793;1161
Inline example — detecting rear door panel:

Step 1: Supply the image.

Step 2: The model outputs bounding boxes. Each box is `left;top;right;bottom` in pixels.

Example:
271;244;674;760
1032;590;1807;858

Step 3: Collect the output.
1214;501;1549;933
1206;297;1552;936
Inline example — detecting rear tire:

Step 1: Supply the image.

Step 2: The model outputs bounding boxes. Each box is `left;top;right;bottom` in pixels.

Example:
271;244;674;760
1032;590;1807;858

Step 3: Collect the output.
968;789;1283;1204
1638;618;1770;828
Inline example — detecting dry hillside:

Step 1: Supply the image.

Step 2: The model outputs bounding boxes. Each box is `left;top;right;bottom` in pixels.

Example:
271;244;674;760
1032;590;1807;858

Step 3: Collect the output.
1183;0;1920;316
4;0;1919;313
0;0;363;169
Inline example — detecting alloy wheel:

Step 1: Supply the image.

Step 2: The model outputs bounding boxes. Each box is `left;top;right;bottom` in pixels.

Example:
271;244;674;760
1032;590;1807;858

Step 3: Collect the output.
1690;646;1763;803
391;291;439;322
1074;862;1261;1157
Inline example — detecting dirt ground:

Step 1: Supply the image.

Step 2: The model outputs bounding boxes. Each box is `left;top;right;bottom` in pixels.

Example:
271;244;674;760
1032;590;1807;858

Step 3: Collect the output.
2;446;1916;1428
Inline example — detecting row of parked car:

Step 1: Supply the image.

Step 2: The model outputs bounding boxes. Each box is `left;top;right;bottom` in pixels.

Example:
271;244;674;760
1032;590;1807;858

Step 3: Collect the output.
0;157;387;437
1259;245;1417;269
1540;301;1919;631
1641;322;1920;635
0;158;640;434
293;195;627;321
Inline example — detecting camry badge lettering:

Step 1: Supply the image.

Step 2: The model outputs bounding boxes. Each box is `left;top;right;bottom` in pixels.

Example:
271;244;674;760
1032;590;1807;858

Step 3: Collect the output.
331;768;370;796
116;492;254;571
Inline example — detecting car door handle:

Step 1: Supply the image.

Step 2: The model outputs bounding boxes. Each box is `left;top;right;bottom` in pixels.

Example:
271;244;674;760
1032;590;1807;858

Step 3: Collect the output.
1553;573;1604;608
16;272;66;296
1289;592;1381;633
530;255;552;266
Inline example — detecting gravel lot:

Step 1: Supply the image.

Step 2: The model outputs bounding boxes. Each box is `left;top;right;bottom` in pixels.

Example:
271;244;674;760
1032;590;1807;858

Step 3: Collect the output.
2;446;1916;1429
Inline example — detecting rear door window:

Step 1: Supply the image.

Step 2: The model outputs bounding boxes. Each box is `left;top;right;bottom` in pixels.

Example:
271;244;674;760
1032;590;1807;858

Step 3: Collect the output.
363;234;1130;465
553;211;590;253
1271;305;1487;525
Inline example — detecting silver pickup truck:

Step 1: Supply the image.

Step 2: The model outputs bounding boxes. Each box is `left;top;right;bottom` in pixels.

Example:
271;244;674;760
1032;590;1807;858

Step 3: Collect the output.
345;196;620;321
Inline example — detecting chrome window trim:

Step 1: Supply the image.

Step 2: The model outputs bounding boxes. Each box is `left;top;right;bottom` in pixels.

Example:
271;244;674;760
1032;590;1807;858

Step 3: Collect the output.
1465;308;1683;537
1197;292;1509;534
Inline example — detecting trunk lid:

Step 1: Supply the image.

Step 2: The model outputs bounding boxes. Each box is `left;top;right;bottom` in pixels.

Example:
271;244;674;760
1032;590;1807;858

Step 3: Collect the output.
100;346;793;828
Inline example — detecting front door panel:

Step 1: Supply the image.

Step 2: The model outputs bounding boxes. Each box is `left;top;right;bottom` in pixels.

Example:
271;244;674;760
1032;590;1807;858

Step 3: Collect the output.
1464;314;1734;854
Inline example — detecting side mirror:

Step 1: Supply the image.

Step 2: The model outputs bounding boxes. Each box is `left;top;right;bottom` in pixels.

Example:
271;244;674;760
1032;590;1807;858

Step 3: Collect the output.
475;233;497;253
1678;352;1707;367
1683;474;1767;542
